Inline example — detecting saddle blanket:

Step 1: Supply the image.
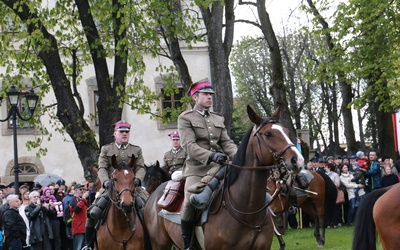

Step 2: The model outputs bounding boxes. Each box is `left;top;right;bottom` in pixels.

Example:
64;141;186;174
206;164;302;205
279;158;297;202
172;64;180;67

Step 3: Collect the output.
158;206;210;225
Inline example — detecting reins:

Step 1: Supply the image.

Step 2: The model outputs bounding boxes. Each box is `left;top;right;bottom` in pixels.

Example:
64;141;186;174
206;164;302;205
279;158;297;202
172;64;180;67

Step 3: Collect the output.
221;122;296;231
105;172;138;249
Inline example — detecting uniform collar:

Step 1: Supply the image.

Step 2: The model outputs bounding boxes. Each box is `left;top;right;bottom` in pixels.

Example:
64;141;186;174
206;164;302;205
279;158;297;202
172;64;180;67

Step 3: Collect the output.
194;105;210;116
115;143;128;149
172;147;181;154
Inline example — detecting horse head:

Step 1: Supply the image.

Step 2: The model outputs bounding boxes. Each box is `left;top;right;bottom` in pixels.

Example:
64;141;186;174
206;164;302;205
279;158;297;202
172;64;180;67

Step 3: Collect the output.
247;105;304;173
110;155;136;213
143;161;171;195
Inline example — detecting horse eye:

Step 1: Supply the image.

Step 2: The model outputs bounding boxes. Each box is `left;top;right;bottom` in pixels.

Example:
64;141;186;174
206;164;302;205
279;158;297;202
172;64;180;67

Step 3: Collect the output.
265;131;272;137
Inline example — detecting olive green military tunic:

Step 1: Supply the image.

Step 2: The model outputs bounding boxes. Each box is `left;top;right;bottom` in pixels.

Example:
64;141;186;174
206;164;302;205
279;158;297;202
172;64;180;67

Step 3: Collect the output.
178;105;237;220
178;105;237;177
163;147;186;174
97;143;145;186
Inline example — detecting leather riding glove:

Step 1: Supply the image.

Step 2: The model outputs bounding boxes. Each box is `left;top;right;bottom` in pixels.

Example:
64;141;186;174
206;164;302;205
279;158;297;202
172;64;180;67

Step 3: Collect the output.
208;152;228;165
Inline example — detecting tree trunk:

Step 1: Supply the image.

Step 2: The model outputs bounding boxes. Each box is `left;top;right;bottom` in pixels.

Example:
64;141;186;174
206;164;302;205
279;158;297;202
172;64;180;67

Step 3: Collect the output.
199;0;235;135
256;0;296;142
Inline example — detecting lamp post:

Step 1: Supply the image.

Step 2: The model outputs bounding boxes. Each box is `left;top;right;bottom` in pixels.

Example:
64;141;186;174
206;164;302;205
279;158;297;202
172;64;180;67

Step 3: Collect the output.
0;86;38;194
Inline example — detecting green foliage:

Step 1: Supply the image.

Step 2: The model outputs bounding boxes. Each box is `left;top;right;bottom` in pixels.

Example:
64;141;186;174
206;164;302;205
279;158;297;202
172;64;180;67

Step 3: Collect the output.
0;0;206;157
332;0;400;111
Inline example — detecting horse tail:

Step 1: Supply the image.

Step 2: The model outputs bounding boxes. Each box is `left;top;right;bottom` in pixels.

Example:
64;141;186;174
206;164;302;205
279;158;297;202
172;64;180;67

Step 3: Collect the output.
352;187;389;250
315;170;337;220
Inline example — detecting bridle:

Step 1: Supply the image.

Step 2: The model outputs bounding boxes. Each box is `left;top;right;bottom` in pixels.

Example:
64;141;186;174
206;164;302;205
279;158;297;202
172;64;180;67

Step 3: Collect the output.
228;121;295;171
105;169;138;249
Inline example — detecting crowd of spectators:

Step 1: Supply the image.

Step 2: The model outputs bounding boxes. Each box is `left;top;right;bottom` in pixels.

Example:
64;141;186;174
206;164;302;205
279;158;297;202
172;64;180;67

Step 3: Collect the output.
288;151;400;229
0;179;94;250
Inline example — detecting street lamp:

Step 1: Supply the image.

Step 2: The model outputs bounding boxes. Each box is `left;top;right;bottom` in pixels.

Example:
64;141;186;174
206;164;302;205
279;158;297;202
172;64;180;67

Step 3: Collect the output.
0;86;39;194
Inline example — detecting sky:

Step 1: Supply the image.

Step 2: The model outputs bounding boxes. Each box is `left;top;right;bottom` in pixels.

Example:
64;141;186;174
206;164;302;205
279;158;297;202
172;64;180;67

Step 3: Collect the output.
233;0;306;42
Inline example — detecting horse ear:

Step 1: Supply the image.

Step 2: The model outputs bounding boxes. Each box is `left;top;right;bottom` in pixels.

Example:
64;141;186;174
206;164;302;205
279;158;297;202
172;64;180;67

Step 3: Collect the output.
128;155;137;168
271;106;281;121
247;105;263;126
111;155;118;168
155;161;160;169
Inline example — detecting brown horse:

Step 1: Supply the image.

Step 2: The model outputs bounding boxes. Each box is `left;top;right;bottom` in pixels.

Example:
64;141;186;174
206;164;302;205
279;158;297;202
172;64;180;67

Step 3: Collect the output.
95;156;144;250
144;105;304;250
267;170;337;247
353;183;400;250
143;161;171;195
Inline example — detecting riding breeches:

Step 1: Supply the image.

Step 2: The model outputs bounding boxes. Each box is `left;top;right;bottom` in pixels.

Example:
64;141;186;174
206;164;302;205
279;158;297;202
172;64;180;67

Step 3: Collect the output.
181;175;202;221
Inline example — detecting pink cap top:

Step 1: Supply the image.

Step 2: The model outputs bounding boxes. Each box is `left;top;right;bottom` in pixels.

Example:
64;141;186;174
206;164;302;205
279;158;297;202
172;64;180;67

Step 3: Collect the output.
189;81;215;96
114;120;131;131
168;131;180;139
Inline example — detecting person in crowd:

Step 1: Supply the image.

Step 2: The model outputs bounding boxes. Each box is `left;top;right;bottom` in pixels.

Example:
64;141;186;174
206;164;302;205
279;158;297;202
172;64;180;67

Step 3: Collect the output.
178;81;238;250
55;180;67;201
40;186;57;203
2;194;27;249
163;131;187;176
381;156;398;176
26;191;54;250
69;184;89;250
324;163;340;228
339;164;365;226
381;165;399;187
352;151;369;184
0;188;5;205
364;151;382;192
19;188;31;248
62;183;76;250
5;182;15;196
53;180;68;250
85;120;147;248
349;155;358;172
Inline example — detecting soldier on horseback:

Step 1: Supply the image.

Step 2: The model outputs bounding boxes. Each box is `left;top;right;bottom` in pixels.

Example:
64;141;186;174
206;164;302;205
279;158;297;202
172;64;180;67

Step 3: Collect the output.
84;120;147;249
178;81;237;250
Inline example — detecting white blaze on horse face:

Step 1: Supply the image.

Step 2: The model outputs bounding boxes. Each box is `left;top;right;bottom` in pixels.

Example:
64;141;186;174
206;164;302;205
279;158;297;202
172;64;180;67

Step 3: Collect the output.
271;124;304;168
124;170;129;176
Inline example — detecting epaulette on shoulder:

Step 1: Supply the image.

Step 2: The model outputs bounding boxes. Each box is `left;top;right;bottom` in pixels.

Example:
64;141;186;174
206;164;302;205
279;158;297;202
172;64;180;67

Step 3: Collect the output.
181;109;194;115
210;111;223;116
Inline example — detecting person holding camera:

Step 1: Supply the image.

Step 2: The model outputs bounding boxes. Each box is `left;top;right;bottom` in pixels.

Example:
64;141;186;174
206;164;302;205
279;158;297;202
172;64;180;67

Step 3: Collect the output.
25;190;55;250
69;184;89;250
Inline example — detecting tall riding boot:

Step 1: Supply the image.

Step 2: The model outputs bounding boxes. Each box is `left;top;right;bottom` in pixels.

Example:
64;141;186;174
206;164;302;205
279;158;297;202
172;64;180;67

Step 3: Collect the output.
181;219;195;250
190;166;226;210
85;226;96;249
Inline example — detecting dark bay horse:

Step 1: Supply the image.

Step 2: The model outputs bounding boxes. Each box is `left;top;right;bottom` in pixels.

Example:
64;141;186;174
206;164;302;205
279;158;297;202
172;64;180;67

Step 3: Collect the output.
143;161;171;195
267;170;336;248
95;156;144;250
144;105;304;250
353;183;400;250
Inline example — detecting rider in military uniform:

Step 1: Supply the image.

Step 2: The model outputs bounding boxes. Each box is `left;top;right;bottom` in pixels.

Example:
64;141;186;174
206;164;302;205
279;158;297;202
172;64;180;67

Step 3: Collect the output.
85;120;146;248
178;81;237;250
163;131;186;176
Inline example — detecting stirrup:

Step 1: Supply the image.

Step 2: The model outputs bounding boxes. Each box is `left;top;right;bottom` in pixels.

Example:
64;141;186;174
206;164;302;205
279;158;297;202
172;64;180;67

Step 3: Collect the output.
288;206;297;215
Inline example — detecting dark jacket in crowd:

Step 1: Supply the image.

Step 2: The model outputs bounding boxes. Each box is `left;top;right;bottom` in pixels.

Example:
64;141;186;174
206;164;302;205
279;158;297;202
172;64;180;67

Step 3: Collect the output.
381;174;399;187
25;202;54;247
2;207;27;246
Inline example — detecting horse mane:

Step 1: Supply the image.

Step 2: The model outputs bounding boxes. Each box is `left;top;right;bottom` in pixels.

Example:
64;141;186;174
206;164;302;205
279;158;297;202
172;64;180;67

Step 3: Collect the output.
228;117;272;186
116;161;130;170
